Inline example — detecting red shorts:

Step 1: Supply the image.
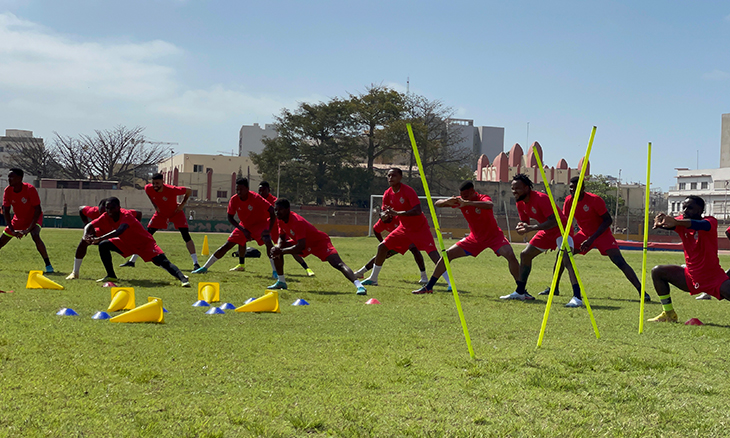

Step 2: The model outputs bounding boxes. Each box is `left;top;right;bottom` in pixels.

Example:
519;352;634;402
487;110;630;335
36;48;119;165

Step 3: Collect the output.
529;228;572;251
456;232;510;257
383;223;436;255
148;210;188;230
685;268;729;300
301;239;338;261
4;213;43;235
573;230;619;255
228;221;274;246
109;237;164;262
373;218;397;234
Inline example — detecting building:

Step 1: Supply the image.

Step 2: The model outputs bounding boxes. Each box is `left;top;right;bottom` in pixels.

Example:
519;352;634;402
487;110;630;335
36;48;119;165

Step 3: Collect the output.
239;123;277;157
156;153;261;201
0;129;43;190
447;119;504;169
476;141;588;184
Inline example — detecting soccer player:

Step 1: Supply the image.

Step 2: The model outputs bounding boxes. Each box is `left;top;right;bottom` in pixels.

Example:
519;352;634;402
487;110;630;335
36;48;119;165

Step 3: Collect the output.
84;197;190;286
0;168;53;273
361;168;450;289
354;214;429;284
192;178;278;274
120;173;199;270
229;181;316;277
66;199;142;280
267;198;366;295
649;195;730;322
502;173;580;305
413;181;520;294
544;176;650;302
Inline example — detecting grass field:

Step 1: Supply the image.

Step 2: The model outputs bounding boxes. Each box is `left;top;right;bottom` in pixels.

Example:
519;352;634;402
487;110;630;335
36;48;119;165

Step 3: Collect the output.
2;229;730;437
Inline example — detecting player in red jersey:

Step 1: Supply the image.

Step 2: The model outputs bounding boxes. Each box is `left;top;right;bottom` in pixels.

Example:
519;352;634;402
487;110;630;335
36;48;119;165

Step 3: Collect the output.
120;173;199;270
267;198;366;295
353;214;428;283
501;173;579;304
0;168;53;273
85;197;190;286
361;168;450;290
413;181;520;294
226;181;315;277
650;195;730;322
192;178;279;275
544;176;649;302
66;199;142;279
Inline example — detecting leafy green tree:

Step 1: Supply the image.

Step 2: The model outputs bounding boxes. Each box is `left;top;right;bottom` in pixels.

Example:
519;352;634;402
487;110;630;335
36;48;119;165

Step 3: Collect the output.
584;174;626;216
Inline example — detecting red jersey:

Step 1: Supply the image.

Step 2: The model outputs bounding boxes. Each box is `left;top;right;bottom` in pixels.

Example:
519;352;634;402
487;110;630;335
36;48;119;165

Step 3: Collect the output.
91;210;156;243
675;216;726;280
454;193;501;239
227;191;272;227
382;183;429;230
90;209;139;235
562;192;609;235
144;184;187;217
3;182;41;221
81;206;102;221
263;193;277;205
517;190;567;228
278;211;330;245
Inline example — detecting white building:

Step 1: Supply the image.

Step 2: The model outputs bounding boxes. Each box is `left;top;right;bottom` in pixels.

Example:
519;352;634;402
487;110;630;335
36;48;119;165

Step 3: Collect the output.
239;123;277;157
447;119;504;167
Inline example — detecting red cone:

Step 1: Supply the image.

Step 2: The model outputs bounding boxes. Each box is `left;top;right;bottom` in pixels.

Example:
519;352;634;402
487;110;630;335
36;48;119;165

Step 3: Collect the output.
103;282;117;288
685;318;704;326
366;298;381;305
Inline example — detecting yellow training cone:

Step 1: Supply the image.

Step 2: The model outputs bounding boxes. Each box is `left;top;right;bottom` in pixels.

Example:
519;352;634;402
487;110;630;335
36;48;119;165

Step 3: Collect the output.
235;291;280;313
198;282;220;303
201;235;210;256
108;287;135;311
26;270;64;290
109;298;165;323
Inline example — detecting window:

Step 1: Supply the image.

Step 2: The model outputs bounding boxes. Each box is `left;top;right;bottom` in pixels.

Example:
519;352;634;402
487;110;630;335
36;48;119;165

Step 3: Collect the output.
0;146;4;152
193;164;204;173
679;182;686;190
217;190;227;198
191;190;198;197
701;182;709;189
691;182;697;190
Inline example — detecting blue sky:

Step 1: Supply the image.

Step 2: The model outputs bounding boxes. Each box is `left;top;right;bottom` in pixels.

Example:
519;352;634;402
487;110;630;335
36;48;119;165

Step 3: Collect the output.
0;0;728;190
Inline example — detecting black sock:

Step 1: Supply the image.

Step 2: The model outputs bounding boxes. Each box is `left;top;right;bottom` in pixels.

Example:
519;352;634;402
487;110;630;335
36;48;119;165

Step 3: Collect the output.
572;283;582;300
516;281;527;294
99;242;116;278
426;276;438;290
239;256;245;264
43;257;51;266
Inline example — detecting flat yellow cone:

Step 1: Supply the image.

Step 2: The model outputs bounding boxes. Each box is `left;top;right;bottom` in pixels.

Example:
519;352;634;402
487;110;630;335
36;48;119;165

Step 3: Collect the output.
109;298;165;323
108;287;135;311
235;291;279;313
26;270;64;290
198;282;220;303
201;235;210;256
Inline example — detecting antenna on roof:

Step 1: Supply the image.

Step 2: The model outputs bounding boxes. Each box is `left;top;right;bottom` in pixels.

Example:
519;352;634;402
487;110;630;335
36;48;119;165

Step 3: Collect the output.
407;76;410;95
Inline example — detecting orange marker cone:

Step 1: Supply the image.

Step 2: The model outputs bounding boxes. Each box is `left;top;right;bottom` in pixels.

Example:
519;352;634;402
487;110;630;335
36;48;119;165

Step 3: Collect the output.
109;298;165;323
201;235;210;256
235;291;280;313
198;282;220;303
26;270;64;290
108;287;135;311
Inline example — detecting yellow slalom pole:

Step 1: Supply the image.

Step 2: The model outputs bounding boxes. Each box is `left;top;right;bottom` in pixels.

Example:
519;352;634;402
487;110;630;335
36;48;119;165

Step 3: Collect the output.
536;127;600;347
407;123;475;359
639;142;652;334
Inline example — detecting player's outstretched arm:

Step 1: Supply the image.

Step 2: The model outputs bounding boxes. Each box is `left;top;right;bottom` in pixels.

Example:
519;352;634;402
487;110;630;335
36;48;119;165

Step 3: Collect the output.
79;206;90;225
90;223;130;245
434;197;459;208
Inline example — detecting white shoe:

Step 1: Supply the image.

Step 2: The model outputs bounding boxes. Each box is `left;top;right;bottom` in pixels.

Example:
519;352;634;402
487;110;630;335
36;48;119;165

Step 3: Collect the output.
499;291;534;301
696;292;712;300
565;296;584;307
66;272;79;280
419;278;428;285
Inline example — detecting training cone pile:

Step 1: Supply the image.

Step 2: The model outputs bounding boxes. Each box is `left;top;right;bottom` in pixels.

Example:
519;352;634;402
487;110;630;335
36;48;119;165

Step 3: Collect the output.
92;311;111;320
192;300;210;307
201;235;210;256
26;271;64;290
292;299;309;306
198;282;220;303
110;298;165;323
56;307;78;316
366;298;381;305
244;297;256;304
108;287;135;312
219;302;236;310
685;318;704;326
235;291;279;313
206;307;225;315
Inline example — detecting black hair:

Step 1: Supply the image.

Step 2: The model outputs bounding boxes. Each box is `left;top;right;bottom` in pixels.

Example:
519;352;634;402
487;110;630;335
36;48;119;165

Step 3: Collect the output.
236;178;249;187
686;195;705;212
98;198;108;208
152;173;163;180
106;197;120;207
259;181;270;188
512;173;533;189
9;168;23;178
459;181;475;192
389;167;403;176
569;176;580;184
274;198;290;210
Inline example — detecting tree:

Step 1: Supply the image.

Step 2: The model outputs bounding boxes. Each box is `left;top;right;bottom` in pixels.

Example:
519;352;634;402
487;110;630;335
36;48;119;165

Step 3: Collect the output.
5;136;62;179
584;174;626;216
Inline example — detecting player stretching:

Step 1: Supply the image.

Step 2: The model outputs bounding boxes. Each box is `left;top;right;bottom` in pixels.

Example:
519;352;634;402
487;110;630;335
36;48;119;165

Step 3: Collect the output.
649;196;730;322
268;199;366;295
120;173;199;270
85;197;190;287
0;168;53;273
229;181;315;277
544;176;650;302
192;178;278;275
413;181;520;294
503;173;580;305
361;168;450;290
66;199;142;279
354;214;429;284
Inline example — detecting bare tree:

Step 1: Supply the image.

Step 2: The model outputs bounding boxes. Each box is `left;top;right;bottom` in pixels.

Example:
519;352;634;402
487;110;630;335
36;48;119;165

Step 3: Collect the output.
53;133;93;180
5;136;62;179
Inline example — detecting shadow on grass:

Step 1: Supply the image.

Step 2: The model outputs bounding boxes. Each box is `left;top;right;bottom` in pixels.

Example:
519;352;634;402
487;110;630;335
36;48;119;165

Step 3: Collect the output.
126;279;176;288
604;297;661;305
306;290;352;296
697;322;730;329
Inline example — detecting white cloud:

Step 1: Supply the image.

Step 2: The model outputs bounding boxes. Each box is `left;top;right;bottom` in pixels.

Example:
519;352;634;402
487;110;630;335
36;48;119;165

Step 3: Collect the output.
702;69;730;81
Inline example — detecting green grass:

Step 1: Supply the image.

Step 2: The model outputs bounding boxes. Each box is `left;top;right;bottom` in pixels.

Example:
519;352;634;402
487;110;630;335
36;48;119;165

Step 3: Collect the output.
2;230;730;437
